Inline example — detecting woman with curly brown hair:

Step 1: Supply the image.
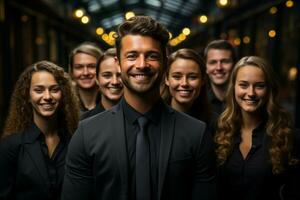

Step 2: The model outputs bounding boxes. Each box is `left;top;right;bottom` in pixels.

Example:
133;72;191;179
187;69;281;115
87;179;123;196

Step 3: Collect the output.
215;56;300;200
0;61;79;200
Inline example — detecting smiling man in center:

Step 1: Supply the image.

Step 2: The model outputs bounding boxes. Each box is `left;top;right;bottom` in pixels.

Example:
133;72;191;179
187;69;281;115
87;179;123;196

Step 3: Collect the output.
62;16;216;200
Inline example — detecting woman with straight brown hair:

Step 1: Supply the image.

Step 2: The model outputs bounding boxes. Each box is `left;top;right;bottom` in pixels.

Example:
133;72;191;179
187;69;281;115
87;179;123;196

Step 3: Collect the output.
163;48;217;134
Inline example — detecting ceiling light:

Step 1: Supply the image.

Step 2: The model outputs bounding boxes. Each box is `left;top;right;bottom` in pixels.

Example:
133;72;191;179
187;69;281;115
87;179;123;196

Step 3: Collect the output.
268;30;276;38
125;12;135;20
198;15;208;24
81;16;89;24
75;9;84;18
182;28;191;36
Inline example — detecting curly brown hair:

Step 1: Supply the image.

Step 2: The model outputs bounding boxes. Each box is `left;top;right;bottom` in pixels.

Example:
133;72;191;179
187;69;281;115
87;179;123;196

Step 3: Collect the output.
3;61;79;137
215;56;296;174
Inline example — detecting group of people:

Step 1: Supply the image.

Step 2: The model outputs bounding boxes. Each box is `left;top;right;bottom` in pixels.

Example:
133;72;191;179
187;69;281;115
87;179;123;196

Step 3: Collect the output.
0;15;299;200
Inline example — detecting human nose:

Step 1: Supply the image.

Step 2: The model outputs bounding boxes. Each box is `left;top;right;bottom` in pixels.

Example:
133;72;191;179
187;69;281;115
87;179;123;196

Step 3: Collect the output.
83;66;89;75
247;86;255;97
136;55;148;69
180;76;188;87
43;90;52;100
111;74;120;85
216;61;222;70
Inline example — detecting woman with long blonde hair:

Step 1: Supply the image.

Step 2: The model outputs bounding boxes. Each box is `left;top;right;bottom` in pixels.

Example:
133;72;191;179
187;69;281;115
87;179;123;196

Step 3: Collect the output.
215;56;300;200
0;61;79;200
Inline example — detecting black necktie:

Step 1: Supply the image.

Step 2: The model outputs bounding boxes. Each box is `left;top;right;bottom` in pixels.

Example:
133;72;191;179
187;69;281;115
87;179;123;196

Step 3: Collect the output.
136;116;151;200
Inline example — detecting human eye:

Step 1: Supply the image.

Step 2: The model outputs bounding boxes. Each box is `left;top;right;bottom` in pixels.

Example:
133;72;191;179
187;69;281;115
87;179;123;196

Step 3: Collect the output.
50;86;61;93
171;73;182;80
101;72;112;78
188;74;199;80
87;63;97;69
126;53;137;60
73;64;84;70
33;87;44;93
208;60;217;65
147;52;160;61
238;82;248;88
255;83;266;89
221;59;232;64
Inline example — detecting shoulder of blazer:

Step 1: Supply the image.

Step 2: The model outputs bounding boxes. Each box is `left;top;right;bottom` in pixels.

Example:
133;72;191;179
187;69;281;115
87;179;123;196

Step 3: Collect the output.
0;123;39;148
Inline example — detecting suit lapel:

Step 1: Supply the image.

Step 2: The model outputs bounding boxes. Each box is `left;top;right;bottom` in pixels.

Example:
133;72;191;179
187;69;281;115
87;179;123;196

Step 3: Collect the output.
158;106;175;200
111;105;129;196
23;124;50;191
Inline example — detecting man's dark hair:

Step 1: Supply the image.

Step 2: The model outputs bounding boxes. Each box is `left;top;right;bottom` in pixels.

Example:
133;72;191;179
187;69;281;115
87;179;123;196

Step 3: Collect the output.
204;39;236;63
115;16;169;64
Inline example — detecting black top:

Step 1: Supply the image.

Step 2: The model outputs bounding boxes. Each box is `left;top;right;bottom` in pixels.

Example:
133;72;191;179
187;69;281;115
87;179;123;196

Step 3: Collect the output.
79;92;102;116
80;103;105;120
218;124;300;200
39;131;68;200
0;123;70;200
122;98;162;200
207;87;225;115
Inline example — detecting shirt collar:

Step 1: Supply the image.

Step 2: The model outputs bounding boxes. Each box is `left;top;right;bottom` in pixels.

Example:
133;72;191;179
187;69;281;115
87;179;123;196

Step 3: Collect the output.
122;97;162;125
233;120;267;147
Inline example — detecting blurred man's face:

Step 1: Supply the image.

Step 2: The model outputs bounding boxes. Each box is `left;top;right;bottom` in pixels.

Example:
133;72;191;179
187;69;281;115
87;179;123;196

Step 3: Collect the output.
206;49;234;87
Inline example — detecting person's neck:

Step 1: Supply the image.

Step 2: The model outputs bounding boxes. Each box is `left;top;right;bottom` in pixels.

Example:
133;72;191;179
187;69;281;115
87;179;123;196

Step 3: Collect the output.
78;87;98;110
101;96;118;110
34;115;58;136
211;83;227;101
124;88;160;114
241;112;262;132
171;99;191;113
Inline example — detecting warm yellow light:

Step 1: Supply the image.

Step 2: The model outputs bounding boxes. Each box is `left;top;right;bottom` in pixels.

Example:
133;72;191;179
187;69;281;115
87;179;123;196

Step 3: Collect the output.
269;6;278;14
81;16;89;24
109;31;117;40
75;9;84;18
125;12;135;20
233;38;241;46
96;27;104;35
102;33;109;41
217;0;229;7
286;0;294;8
169;39;179;46
198;15;208;24
288;67;297;81
182;28;191;36
169;32;173;39
178;33;187;41
243;36;250;44
268;30;276;38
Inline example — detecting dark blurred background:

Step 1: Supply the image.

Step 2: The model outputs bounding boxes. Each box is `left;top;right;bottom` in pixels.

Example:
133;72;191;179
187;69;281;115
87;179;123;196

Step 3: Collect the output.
0;0;299;129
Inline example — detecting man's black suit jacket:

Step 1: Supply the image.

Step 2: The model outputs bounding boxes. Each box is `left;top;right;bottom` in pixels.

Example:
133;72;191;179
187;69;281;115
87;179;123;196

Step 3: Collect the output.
62;102;216;200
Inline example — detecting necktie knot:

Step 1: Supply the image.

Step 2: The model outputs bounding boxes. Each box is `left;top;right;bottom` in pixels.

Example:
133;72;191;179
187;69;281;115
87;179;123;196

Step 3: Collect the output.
137;116;148;130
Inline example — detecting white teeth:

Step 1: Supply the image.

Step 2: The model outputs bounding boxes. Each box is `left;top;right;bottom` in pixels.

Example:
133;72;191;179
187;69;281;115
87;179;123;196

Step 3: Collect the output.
244;99;257;104
109;88;122;93
133;74;149;80
178;90;191;94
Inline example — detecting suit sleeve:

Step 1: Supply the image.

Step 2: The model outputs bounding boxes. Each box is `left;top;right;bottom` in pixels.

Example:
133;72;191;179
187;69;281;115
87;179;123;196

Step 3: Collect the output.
0;135;19;199
61;123;94;200
191;126;217;200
